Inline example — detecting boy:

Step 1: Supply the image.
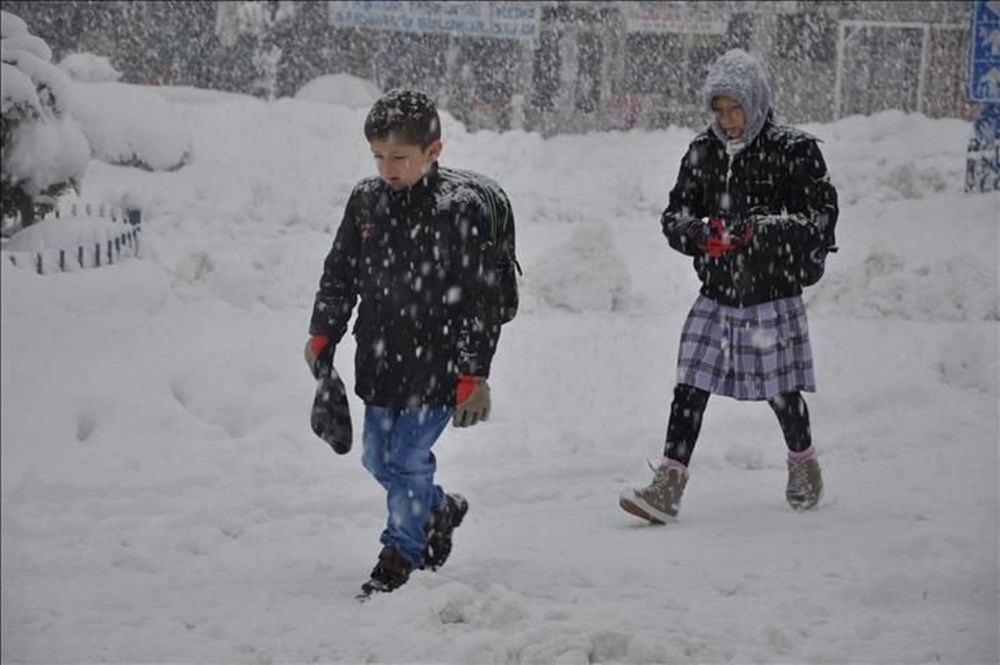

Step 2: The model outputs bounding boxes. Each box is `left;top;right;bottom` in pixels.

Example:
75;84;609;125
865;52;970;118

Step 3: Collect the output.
305;89;515;596
619;49;839;524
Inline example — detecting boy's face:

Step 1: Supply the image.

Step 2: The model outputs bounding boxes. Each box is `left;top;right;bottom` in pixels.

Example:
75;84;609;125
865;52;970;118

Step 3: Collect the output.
711;95;746;139
370;139;443;191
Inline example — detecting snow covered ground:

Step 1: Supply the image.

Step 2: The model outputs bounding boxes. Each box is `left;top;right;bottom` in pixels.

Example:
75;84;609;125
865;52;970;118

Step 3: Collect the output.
2;82;998;664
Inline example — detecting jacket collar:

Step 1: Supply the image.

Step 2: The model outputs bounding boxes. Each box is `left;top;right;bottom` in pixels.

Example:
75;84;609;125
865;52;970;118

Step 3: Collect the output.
384;161;440;202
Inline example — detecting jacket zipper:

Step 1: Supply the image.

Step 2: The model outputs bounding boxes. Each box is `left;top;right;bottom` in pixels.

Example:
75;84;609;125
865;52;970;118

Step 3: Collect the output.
725;150;742;307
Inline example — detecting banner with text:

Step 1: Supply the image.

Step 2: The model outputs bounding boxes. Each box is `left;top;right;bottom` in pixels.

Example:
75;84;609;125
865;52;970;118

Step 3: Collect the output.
621;2;729;35
329;1;542;41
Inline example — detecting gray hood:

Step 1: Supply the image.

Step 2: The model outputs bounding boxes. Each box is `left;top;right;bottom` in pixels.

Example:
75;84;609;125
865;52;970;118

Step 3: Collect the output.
702;49;772;146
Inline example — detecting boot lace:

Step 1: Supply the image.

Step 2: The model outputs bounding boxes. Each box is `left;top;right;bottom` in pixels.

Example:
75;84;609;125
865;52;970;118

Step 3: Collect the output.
787;459;811;496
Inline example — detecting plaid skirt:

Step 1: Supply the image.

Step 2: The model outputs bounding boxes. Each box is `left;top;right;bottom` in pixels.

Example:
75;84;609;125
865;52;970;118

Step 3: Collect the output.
676;295;816;401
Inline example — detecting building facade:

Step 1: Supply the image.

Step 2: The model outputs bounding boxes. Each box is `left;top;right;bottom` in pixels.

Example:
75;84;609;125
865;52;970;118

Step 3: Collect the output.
3;1;977;134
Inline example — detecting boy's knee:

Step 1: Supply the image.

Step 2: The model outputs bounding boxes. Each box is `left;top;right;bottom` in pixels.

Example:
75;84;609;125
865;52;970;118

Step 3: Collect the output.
362;445;390;477
393;455;436;479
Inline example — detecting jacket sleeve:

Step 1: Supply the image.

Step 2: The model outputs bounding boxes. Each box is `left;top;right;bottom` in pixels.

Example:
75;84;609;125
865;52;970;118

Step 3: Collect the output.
661;144;709;256
308;189;363;343
453;195;504;378
749;138;839;251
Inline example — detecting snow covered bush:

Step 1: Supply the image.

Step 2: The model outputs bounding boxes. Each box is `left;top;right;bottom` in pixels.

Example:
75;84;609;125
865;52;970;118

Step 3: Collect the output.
67;81;192;172
57;52;121;83
1;10;88;228
55;49;190;173
294;73;381;110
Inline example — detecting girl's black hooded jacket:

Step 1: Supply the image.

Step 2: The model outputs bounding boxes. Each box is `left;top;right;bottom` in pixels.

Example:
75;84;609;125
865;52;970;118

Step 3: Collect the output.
662;49;839;307
661;117;840;307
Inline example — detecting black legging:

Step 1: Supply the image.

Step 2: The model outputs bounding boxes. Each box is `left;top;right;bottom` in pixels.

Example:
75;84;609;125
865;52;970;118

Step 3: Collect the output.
663;384;812;466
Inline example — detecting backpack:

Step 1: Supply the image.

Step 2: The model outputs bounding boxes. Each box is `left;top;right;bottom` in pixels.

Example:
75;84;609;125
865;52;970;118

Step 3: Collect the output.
482;183;520;324
450;169;521;324
799;245;835;287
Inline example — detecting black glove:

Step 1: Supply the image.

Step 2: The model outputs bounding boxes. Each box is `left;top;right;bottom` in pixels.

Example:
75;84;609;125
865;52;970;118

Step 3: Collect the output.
310;361;352;454
682;217;711;248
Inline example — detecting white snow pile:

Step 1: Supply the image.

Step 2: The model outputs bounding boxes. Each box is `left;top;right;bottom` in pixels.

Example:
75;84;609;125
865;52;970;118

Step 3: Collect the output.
67;80;193;172
294;72;382;109
1;74;997;665
57;51;121;83
532;220;632;312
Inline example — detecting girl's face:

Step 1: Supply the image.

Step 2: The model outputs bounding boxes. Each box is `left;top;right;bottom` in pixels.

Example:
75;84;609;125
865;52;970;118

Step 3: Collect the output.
712;95;746;139
369;139;442;191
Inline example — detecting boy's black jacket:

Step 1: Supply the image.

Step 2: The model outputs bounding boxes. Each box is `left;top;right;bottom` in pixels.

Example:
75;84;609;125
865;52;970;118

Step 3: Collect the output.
661;117;839;306
310;163;507;408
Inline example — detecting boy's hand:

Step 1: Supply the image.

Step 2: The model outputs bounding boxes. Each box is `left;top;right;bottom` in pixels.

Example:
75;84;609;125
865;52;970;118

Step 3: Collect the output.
304;334;333;378
454;375;490;427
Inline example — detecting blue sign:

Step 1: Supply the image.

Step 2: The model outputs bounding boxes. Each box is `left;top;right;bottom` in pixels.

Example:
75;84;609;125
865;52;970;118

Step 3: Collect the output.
966;103;1000;193
974;102;1000;140
970;0;1000;101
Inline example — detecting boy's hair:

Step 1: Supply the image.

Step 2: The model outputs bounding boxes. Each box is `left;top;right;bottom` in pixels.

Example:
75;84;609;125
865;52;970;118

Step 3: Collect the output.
364;89;441;148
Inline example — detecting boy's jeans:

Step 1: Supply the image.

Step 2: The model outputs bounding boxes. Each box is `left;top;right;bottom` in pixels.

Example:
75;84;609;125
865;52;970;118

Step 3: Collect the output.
362;404;453;569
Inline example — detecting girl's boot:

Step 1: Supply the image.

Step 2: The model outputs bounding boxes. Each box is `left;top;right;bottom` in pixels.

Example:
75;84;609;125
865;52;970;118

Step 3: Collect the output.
619;460;688;524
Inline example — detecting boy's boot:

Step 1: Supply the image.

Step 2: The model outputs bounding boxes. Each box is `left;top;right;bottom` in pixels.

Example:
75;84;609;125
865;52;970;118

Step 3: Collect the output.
422;493;469;570
786;448;823;510
619;461;688;525
360;546;412;597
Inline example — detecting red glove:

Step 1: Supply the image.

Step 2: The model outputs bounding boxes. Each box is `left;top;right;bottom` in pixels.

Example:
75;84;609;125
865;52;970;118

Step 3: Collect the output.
454;375;491;427
455;375;478;404
699;218;751;258
702;234;734;259
304;334;331;378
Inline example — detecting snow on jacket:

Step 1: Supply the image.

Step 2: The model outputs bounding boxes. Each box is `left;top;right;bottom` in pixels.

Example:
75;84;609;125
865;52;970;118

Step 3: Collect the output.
309;162;506;408
661;48;839;307
661;117;839;307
